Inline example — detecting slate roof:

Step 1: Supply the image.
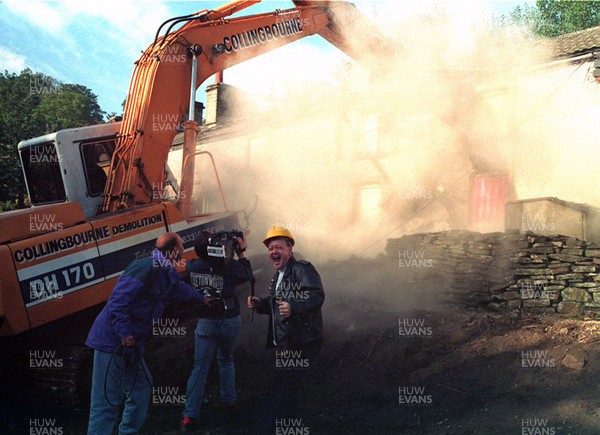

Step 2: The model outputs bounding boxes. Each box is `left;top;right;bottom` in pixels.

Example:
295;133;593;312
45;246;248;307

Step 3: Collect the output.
550;25;600;59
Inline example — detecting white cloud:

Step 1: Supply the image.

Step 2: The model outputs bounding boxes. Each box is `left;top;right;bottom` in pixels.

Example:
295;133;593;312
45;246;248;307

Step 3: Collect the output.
3;0;171;56
3;0;66;34
0;46;27;73
59;0;172;55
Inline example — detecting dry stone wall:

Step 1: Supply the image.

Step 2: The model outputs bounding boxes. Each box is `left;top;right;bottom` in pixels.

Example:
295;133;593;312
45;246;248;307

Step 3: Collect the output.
386;230;600;317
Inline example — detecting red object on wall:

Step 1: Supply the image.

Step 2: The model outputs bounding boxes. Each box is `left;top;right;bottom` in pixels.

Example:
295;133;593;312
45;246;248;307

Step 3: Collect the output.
471;174;510;228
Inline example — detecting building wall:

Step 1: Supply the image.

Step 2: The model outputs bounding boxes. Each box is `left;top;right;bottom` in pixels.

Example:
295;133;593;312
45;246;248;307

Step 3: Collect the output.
482;58;600;210
506;198;600;244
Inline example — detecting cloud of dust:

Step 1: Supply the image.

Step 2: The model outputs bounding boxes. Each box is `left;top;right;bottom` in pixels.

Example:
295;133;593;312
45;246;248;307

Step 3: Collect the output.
182;2;599;275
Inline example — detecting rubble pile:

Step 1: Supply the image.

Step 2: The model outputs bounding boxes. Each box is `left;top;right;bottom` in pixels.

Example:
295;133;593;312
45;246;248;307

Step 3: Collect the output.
386;230;600;317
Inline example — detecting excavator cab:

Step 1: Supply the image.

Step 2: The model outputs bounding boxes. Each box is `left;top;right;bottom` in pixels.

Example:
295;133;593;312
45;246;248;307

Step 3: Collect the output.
18;123;122;218
18;123;182;218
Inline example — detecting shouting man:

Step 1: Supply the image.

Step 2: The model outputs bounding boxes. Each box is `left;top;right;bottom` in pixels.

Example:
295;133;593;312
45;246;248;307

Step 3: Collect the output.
247;226;325;434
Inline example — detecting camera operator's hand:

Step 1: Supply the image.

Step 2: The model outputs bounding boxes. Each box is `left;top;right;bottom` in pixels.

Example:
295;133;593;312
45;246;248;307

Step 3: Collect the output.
247;296;261;309
235;237;247;258
277;300;292;319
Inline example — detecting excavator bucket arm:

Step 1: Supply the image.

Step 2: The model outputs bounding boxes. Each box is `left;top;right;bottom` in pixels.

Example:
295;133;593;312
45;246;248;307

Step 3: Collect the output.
293;0;395;63
101;0;390;214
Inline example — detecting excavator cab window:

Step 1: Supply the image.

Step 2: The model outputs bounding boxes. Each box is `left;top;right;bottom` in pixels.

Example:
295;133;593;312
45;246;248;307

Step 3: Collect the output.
20;142;66;204
80;139;116;196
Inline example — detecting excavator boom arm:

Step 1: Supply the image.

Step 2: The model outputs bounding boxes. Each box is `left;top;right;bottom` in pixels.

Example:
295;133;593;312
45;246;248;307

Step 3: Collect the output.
102;0;387;213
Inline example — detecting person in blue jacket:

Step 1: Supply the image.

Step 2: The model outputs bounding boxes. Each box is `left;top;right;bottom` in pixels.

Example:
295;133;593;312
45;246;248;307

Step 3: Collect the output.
86;232;209;435
180;231;254;431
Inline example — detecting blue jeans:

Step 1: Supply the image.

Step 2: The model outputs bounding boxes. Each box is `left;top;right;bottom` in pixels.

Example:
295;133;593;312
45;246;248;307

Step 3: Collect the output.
87;349;153;435
183;316;241;419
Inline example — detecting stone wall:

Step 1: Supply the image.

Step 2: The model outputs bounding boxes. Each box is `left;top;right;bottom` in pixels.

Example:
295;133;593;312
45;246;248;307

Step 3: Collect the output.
386;230;600;317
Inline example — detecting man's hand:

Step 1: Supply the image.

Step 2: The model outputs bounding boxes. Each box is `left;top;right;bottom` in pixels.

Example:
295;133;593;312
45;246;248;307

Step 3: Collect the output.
203;296;213;306
277;300;291;319
247;296;261;309
121;335;135;347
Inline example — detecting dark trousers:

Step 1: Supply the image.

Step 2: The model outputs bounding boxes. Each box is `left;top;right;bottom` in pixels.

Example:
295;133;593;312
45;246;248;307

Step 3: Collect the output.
253;340;322;435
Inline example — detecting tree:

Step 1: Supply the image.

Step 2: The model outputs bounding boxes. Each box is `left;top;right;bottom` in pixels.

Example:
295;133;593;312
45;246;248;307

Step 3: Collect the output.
35;84;105;132
0;69;45;210
498;0;600;38
0;69;105;209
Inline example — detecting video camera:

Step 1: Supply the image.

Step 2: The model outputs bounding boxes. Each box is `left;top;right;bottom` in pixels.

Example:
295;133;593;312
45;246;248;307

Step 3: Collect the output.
206;230;244;264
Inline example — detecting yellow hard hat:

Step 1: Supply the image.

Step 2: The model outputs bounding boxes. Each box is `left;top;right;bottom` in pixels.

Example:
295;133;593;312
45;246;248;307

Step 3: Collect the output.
263;226;295;247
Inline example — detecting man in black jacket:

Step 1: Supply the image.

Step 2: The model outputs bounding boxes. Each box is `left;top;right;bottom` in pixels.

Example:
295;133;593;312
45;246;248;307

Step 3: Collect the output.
247;226;324;434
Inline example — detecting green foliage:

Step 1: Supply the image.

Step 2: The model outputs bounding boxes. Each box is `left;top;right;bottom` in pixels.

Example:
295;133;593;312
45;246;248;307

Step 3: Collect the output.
536;0;600;37
497;0;600;37
36;83;105;132
0;69;105;207
0;200;18;212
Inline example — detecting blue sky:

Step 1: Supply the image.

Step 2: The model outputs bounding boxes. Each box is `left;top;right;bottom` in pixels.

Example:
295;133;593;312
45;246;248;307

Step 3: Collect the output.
0;0;528;117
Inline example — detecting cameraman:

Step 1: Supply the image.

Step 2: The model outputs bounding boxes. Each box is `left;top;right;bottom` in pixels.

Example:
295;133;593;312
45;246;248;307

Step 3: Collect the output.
180;231;253;431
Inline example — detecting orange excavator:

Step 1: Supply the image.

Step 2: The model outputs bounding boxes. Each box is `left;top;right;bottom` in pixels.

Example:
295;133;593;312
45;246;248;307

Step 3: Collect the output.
0;0;388;402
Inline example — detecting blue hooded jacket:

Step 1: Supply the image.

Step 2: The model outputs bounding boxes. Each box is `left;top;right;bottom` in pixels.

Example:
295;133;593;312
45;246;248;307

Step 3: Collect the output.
86;249;205;353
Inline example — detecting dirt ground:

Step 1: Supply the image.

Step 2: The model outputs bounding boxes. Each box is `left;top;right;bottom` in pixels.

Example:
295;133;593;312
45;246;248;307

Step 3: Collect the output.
3;256;600;434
